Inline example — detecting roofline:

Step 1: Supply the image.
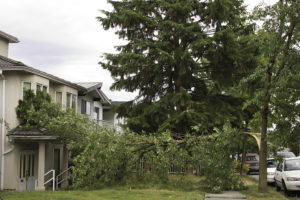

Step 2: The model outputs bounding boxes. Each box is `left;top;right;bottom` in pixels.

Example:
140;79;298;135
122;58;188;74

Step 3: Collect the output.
96;89;111;104
86;82;103;93
1;66;86;91
8;135;59;140
0;30;19;43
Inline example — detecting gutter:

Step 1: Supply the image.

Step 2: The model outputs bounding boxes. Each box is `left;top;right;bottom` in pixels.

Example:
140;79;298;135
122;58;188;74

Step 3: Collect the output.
0;70;5;190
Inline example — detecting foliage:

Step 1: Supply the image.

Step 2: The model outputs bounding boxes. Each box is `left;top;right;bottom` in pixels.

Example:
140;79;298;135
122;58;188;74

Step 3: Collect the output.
234;160;249;175
73;123;244;192
73;128;136;189
238;0;300;192
15;90;94;156
16;90;51;128
189;123;245;192
98;0;257;135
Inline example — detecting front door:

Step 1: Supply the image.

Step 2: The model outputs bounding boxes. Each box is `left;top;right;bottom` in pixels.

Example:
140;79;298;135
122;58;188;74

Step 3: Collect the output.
19;151;37;190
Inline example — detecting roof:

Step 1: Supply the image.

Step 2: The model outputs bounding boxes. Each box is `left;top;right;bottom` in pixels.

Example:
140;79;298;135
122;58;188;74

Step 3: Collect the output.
77;82;111;104
112;101;127;106
0;30;19;43
8;127;59;140
77;82;102;89
0;55;86;91
0;54;24;67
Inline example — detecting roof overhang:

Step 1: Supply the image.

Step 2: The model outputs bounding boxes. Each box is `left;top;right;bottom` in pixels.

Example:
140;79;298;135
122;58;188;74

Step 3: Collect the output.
0;30;19;43
8;135;59;140
0;66;86;91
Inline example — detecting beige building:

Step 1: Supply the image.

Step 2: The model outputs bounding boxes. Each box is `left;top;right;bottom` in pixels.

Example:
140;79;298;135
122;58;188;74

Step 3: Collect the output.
0;30;121;191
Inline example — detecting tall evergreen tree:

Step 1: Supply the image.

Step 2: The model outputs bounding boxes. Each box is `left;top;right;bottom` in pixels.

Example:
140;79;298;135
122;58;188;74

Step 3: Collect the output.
98;0;257;135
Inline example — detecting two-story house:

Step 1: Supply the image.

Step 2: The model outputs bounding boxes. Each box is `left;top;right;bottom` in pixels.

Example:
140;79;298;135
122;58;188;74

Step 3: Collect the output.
0;30;118;191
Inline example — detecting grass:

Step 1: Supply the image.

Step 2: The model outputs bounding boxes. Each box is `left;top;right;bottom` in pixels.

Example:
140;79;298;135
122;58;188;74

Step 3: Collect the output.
0;175;205;200
0;189;204;200
0;175;288;200
241;176;286;200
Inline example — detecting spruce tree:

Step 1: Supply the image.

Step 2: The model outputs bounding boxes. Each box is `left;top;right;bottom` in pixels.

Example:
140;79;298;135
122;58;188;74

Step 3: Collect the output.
99;0;257;135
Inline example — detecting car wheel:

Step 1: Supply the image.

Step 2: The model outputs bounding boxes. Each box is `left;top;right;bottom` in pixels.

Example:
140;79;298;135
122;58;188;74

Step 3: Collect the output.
282;180;290;196
275;181;281;191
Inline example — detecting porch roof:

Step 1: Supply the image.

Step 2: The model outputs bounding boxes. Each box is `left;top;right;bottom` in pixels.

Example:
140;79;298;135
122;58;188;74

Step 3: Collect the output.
7;127;59;140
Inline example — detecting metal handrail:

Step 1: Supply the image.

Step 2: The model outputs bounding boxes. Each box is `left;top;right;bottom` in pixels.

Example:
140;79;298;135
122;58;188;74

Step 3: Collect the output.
44;169;55;191
56;166;73;189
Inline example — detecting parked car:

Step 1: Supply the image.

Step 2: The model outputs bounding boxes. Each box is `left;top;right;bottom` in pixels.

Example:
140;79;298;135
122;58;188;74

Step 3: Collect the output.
277;151;296;158
267;158;277;183
245;153;259;173
274;157;300;194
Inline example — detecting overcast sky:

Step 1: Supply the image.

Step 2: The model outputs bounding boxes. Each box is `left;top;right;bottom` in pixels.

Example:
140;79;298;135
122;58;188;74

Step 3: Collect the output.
0;0;276;101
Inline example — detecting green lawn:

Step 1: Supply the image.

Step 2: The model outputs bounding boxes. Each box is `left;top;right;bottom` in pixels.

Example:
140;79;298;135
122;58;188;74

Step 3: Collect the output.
0;189;204;200
241;176;286;200
0;175;288;200
0;175;205;200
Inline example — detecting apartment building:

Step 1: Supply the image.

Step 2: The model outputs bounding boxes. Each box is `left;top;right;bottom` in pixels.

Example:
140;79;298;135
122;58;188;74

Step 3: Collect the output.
0;30;119;191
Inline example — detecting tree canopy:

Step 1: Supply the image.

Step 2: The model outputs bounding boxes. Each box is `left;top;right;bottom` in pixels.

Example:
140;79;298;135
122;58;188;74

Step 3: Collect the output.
99;0;258;135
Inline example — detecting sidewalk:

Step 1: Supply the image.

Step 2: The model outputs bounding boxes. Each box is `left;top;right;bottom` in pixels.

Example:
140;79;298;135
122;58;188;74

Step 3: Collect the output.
205;191;246;200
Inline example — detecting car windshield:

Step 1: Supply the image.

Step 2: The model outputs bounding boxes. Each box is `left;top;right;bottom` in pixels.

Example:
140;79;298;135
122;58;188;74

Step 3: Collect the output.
278;152;296;158
267;159;277;168
246;156;258;161
284;159;300;171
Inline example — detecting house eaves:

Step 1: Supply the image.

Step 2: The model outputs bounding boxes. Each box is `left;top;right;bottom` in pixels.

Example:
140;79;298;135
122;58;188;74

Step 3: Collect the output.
0;55;86;92
77;82;111;104
0;30;19;43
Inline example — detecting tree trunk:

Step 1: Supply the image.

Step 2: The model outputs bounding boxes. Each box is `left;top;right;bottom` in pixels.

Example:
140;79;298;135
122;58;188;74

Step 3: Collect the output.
258;68;272;193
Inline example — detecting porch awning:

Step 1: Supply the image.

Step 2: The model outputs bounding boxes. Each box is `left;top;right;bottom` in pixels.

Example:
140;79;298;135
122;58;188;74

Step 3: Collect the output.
7;127;59;140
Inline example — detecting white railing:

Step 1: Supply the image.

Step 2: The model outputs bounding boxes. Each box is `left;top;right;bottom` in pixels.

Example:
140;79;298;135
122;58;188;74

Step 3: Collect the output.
97;120;114;128
56;166;73;189
44;169;55;191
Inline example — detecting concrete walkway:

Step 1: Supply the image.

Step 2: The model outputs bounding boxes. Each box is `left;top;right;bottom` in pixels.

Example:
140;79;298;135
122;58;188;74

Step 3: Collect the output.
205;191;246;200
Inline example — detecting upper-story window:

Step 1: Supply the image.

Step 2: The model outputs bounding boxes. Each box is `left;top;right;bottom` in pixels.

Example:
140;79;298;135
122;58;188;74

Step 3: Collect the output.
94;107;99;120
81;99;91;115
67;93;77;110
55;91;62;105
22;82;31;99
36;83;47;93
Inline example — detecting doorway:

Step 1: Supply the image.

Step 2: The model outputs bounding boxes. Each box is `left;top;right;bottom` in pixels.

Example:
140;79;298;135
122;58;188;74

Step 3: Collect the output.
19;151;37;190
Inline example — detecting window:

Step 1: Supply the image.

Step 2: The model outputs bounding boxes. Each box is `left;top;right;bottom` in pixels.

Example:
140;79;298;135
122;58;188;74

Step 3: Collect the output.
36;84;41;92
67;93;71;108
66;93;77;110
86;101;91;115
94;107;99;120
36;83;47;93
81;99;91;115
22;82;31;98
81;100;86;114
72;95;76;110
55;92;62;105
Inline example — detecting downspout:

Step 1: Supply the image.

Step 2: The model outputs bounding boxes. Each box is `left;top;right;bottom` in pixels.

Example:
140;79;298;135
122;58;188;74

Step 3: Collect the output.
0;70;5;190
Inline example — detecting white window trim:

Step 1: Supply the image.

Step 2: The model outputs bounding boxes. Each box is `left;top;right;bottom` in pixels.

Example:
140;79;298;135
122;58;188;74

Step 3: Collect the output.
21;81;32;100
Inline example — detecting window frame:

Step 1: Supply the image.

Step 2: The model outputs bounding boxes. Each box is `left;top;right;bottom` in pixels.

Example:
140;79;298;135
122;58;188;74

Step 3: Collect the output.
66;93;77;111
55;91;63;106
22;81;32;99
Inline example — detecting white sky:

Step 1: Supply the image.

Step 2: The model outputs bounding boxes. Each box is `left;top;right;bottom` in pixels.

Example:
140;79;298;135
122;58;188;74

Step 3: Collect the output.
0;0;277;101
